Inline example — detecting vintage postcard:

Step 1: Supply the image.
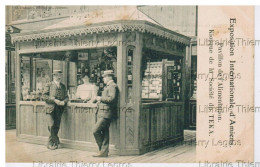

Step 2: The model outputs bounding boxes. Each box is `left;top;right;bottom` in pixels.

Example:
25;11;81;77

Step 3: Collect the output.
4;5;258;166
197;6;254;163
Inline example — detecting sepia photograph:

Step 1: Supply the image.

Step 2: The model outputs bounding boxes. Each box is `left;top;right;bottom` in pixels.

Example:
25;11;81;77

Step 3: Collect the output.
6;5;257;166
5;6;198;164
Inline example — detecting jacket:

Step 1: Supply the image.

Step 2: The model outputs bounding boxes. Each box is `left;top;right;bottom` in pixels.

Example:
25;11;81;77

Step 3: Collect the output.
43;81;68;114
97;80;118;119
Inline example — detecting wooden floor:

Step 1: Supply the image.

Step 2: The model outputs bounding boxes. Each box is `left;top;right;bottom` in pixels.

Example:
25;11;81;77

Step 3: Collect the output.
6;129;196;163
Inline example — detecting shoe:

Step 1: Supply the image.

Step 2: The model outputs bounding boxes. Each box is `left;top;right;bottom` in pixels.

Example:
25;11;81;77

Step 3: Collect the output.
50;145;58;150
92;152;108;157
47;141;54;149
49;143;58;150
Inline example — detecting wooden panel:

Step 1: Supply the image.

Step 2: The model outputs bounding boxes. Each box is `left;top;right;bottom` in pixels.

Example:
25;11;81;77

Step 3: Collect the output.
156;107;161;141
176;105;181;135
140;102;184;152
20;104;35;135
143;108;150;146
172;105;177;136
60;106;74;140
74;107;88;142
125;107;135;146
73;106;97;142
17;102;119;154
6;105;16;129
109;119;119;145
177;105;183;136
187;101;196;129
166;106;171;138
162;107;167;139
36;105;48;137
141;107;149;145
190;102;196;127
86;107;96;143
150;107;156;144
18;102;118;144
169;105;173;136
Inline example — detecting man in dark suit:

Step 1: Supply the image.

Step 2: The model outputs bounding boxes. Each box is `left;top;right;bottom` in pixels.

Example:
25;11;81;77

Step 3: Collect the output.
93;70;118;157
44;70;68;150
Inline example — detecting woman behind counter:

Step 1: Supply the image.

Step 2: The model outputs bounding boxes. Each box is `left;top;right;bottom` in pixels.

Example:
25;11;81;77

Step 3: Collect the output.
75;75;97;103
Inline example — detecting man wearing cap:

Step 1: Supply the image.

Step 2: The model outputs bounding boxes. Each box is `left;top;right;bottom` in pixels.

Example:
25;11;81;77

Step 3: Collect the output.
43;70;68;150
93;70;118;157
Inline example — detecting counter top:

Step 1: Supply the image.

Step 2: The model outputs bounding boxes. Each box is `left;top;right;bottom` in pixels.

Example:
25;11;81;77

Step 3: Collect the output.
19;101;46;105
141;101;184;107
19;101;98;108
67;102;97;107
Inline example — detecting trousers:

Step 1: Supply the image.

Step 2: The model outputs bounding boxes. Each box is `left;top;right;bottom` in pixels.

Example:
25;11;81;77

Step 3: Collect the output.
46;106;64;146
93;117;111;154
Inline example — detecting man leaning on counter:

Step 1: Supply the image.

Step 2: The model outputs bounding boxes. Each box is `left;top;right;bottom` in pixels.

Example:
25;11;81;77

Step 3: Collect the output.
43;70;68;150
93;70;118;157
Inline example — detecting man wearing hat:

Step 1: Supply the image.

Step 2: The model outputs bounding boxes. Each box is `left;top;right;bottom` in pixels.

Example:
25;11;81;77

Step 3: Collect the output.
43;70;68;150
93;70;118;157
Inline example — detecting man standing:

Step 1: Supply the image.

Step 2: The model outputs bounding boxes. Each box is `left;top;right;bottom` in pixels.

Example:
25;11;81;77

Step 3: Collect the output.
44;70;68;150
93;70;118;157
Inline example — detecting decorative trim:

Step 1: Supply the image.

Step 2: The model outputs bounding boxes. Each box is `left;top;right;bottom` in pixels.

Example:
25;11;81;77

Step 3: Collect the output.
11;21;191;45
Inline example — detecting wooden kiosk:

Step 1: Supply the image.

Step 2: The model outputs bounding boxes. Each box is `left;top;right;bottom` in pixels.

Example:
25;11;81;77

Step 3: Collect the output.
12;14;191;155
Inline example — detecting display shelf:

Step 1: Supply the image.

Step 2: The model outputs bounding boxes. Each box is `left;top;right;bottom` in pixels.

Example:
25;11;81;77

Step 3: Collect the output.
142;61;163;100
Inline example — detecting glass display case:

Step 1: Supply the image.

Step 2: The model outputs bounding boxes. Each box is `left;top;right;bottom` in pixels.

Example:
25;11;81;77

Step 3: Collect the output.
20;48;117;102
75;48;117;97
35;59;52;93
190;56;197;100
10;51;16;103
141;57;183;102
164;58;182;101
21;56;31;101
76;51;90;85
142;61;163;100
127;47;134;103
5;51;8;103
20;56;67;101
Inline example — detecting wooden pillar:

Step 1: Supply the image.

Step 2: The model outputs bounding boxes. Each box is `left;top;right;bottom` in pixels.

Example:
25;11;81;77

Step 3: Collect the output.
64;51;71;89
31;57;35;91
117;32;127;154
7;50;12;103
15;42;21;137
133;32;142;151
118;32;143;155
184;44;192;129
